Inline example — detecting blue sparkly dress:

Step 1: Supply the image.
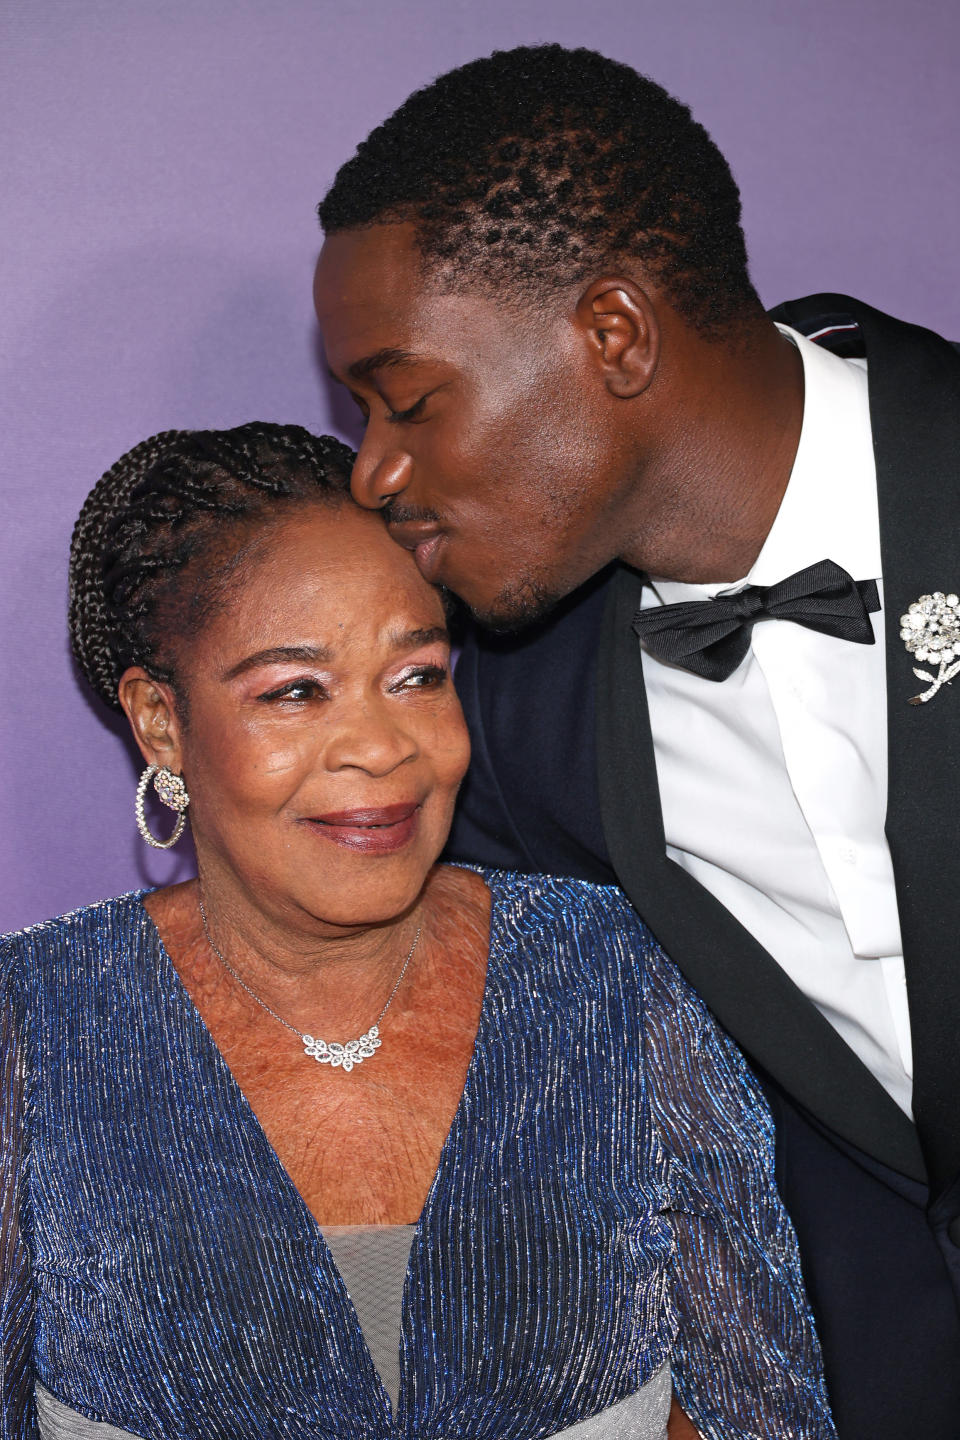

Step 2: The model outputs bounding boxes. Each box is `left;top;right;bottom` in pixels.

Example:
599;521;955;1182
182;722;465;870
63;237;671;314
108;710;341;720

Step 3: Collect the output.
0;872;835;1440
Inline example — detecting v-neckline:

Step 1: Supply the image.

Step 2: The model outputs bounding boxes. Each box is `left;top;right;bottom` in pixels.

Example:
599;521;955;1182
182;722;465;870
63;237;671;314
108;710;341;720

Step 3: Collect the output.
134;876;502;1424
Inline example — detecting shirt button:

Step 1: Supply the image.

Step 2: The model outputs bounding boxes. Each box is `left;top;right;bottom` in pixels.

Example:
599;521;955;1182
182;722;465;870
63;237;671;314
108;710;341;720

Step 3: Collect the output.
839;844;858;865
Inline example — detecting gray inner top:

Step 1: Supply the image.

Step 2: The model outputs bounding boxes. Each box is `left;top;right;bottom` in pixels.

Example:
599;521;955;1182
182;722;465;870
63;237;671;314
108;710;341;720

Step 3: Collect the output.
35;1223;671;1438
322;1222;417;1411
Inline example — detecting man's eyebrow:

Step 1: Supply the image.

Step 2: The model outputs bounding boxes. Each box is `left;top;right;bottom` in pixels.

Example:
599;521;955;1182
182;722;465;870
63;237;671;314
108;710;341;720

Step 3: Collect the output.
347;347;420;383
222;644;333;681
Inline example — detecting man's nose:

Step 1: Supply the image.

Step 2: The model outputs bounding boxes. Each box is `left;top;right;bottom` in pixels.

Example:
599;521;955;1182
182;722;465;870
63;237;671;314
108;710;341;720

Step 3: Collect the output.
351;440;413;510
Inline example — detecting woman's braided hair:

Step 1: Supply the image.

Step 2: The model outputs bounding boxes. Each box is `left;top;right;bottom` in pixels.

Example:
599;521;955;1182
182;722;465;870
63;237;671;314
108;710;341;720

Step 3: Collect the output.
69;422;355;711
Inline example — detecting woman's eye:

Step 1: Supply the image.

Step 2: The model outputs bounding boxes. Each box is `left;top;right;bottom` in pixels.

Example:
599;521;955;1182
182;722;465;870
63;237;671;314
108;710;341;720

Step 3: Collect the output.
391;664;448;692
387;394;429;425
258;679;327;703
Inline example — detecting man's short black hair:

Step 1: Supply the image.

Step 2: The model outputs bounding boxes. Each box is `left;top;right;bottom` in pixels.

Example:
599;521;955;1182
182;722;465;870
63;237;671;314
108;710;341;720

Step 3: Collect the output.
319;44;763;335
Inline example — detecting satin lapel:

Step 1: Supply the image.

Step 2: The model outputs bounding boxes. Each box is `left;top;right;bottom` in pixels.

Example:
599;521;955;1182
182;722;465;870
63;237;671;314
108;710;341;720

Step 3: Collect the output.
854;299;960;1196
596;563;924;1181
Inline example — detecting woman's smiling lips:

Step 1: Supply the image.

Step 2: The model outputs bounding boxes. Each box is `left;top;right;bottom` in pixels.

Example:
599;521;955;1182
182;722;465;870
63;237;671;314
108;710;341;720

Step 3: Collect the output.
302;802;421;853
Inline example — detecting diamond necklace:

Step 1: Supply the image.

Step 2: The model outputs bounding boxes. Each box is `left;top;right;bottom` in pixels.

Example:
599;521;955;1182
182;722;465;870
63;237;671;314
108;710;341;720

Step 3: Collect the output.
197;896;421;1073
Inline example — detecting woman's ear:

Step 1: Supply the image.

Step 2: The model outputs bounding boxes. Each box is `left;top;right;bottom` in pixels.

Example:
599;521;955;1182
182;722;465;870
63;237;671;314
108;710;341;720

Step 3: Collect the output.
574;275;660;398
118;668;185;773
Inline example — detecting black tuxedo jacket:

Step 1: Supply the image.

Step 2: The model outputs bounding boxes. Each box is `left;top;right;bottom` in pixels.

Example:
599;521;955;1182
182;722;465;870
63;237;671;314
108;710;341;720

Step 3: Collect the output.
449;294;960;1210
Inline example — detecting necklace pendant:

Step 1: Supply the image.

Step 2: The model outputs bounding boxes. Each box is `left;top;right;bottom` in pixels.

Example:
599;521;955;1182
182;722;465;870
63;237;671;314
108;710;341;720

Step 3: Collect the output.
302;1025;382;1071
198;896;418;1073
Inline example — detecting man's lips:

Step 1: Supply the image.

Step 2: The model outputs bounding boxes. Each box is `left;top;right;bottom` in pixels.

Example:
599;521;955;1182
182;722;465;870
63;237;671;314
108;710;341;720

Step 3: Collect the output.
302;802;421;854
411;534;444;581
386;521;445;581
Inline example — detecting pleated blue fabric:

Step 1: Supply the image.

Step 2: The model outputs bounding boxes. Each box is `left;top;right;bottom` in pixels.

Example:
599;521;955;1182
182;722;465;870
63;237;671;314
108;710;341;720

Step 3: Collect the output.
0;872;835;1439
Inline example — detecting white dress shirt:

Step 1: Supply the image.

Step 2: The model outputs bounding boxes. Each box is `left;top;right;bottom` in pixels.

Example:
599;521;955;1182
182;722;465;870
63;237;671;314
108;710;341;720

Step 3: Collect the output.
639;325;913;1115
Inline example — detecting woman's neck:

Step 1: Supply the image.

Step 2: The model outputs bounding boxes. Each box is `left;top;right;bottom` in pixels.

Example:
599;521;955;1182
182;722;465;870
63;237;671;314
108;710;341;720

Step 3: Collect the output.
146;869;430;1041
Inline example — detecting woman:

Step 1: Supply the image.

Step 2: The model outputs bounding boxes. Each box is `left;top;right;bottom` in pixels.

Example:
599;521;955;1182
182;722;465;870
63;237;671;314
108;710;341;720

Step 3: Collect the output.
0;423;834;1439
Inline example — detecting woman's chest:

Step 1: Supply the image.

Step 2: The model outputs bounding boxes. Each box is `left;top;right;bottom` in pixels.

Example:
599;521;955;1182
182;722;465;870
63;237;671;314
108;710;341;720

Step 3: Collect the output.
29;1065;672;1440
189;981;484;1224
27;898;673;1437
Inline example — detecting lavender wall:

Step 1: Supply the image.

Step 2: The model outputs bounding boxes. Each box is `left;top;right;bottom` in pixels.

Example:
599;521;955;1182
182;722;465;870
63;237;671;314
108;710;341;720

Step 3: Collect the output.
2;0;958;931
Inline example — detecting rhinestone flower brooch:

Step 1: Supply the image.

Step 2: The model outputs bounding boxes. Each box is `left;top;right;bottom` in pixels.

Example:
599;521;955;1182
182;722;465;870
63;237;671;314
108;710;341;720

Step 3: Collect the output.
901;591;960;704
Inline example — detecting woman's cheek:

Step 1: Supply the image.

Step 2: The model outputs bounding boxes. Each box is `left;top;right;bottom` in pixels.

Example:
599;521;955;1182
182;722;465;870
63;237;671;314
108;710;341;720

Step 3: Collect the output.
251;739;317;783
203;729;318;815
447;701;472;779
233;709;324;780
429;706;471;793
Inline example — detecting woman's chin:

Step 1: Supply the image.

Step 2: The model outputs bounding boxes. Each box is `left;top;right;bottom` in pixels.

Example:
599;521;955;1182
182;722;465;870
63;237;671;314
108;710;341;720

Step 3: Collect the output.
197;823;444;932
280;858;436;934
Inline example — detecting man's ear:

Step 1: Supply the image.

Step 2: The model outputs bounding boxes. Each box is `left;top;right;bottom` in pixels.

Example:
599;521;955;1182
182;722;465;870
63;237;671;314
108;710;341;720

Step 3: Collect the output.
574;276;660;398
118;668;185;773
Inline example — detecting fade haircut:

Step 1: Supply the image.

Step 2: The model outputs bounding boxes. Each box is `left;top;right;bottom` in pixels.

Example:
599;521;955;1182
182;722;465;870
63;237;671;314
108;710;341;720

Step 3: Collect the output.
319;44;763;335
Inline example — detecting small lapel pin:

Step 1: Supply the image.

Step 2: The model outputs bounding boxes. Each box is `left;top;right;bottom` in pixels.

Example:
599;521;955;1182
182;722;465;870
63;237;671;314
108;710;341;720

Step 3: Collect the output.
900;592;960;704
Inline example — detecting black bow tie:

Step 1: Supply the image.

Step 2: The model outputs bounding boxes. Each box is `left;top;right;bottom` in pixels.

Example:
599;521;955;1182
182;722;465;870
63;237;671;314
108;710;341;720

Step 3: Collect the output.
632;558;881;681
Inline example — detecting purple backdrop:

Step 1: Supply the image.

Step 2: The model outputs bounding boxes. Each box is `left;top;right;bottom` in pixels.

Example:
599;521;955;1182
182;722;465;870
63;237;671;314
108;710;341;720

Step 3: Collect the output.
2;0;958;931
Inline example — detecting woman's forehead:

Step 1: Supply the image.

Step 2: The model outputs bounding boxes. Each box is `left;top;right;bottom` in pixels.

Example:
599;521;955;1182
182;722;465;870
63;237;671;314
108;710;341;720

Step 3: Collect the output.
199;505;447;651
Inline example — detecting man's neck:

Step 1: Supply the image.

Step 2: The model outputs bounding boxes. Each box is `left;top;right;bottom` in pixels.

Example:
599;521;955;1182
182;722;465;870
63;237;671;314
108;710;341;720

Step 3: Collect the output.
620;321;805;584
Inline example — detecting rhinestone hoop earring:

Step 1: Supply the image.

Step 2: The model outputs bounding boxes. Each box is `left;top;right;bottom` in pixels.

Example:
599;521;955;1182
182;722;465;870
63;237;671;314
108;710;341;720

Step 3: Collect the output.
135;764;190;849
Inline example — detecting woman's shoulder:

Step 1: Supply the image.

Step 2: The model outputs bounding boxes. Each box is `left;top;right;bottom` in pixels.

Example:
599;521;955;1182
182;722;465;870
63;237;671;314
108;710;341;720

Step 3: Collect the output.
452;865;659;980
1;891;151;976
460;865;646;927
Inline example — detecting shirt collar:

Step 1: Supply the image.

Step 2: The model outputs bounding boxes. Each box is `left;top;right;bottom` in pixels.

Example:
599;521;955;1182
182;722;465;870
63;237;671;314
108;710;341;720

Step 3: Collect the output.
648;323;880;606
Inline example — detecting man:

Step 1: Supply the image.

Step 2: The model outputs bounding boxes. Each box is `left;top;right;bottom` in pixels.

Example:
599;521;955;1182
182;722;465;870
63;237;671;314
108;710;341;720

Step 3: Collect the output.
314;45;960;1436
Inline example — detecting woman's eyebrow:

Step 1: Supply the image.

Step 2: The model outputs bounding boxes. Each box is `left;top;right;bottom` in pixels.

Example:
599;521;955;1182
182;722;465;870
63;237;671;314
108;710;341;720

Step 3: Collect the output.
222;644;334;681
387;626;449;652
222;631;447;682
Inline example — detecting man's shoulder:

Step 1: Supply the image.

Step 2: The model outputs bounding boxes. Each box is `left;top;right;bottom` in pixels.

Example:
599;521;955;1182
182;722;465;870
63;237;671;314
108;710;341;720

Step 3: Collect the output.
769;291;960;363
450;574;620;879
454;563;615;779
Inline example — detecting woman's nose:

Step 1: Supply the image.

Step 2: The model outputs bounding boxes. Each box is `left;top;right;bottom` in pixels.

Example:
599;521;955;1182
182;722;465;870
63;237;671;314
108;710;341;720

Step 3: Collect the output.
324;704;418;776
351;440;413;511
